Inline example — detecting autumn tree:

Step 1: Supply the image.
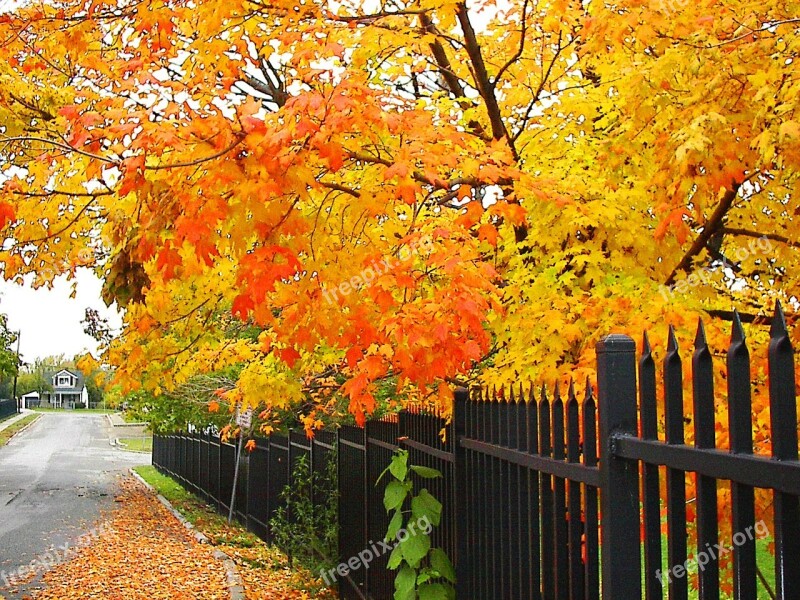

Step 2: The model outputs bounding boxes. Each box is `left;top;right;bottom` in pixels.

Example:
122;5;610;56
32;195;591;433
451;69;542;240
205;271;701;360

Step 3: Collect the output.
0;0;796;438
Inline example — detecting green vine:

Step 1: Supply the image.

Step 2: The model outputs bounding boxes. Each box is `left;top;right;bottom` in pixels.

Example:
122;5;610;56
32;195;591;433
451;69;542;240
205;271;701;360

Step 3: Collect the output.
269;451;338;581
379;449;456;600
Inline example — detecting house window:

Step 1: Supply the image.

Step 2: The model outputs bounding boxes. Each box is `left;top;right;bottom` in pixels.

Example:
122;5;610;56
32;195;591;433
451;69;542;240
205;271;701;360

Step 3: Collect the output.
57;375;72;387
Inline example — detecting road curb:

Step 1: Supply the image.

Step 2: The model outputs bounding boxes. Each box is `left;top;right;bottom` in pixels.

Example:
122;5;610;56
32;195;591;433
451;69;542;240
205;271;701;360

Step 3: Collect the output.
0;413;42;443
14;414;41;437
128;468;245;600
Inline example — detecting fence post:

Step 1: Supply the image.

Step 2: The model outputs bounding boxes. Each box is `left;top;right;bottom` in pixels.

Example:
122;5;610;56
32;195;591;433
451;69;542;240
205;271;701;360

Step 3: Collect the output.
453;387;469;596
596;334;641;600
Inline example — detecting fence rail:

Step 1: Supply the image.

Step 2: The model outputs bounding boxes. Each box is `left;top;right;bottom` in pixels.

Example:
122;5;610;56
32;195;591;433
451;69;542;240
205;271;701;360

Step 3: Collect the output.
153;304;800;599
0;399;16;421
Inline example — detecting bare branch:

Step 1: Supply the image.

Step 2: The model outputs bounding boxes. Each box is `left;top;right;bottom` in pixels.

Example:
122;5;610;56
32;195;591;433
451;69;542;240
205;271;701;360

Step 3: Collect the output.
721;226;800;249
493;0;530;88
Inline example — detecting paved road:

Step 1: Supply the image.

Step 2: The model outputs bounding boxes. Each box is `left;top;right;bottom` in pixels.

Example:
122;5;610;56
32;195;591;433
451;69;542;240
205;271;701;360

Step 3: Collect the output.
0;413;147;596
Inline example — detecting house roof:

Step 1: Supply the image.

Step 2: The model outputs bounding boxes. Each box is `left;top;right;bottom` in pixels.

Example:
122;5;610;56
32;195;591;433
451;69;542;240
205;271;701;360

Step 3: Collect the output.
47;368;86;393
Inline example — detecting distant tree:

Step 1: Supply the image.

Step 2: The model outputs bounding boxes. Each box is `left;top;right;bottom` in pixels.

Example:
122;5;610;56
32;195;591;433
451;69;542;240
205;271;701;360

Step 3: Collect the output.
0;314;18;398
82;371;104;406
15;371;51;397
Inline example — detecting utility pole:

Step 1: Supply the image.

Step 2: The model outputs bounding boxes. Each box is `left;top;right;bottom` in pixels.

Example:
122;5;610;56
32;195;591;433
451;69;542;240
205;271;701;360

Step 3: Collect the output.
12;331;20;412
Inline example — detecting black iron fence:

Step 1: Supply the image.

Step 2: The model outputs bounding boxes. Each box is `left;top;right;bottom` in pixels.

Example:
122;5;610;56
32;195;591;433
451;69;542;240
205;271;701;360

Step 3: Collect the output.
153;305;800;599
0;398;16;420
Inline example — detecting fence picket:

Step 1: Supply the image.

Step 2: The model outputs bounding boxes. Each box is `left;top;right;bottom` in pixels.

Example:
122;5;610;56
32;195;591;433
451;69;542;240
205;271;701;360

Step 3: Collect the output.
769;302;800;599
552;383;569;599
527;386;543;600
582;380;599;600
566;381;585;600
664;326;688;600
639;332;663;600
539;385;556;600
727;312;758;599
692;320;720;600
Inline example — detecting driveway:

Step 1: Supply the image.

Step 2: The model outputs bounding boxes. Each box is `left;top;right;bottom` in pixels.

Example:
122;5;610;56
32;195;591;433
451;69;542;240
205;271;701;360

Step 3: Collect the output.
0;413;147;597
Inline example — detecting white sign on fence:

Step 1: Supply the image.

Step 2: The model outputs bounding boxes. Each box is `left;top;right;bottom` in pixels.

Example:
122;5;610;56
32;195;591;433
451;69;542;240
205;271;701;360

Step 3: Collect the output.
236;408;253;429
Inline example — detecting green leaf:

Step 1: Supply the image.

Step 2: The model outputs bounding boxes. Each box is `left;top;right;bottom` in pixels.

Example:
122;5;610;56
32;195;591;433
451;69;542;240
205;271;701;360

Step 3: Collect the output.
389;451;409;481
376;464;392;485
394;588;416;600
387;509;403;540
417;583;452;600
416;567;435;584
429;548;456;583
411;489;442;526
400;528;430;568
387;543;404;569
384;480;409;511
395;565;416;595
410;465;442;479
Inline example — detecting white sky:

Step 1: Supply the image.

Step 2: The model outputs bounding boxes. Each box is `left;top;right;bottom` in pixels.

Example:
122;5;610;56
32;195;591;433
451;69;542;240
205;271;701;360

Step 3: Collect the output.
0;270;121;364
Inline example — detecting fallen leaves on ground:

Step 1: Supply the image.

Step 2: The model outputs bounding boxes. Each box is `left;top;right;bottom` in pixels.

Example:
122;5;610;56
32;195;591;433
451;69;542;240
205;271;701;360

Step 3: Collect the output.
30;477;230;600
137;467;337;599
216;544;336;600
173;506;336;599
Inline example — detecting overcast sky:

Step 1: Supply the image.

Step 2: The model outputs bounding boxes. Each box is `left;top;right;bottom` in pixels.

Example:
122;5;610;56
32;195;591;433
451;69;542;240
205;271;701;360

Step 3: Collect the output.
0;270;121;365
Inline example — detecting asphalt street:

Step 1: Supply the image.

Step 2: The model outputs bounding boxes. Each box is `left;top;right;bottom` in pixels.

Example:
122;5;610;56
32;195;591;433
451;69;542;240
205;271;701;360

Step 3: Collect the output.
0;413;147;597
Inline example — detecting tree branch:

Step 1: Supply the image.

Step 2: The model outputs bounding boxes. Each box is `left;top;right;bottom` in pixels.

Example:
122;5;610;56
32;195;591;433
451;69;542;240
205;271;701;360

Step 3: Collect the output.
665;184;741;285
455;2;517;159
721;226;799;249
146;135;245;170
0;136;114;164
705;308;796;325
493;0;530;87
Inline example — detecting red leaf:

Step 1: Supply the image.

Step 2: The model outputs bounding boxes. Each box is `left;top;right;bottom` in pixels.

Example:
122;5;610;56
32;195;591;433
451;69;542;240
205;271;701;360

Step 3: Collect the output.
0;202;15;228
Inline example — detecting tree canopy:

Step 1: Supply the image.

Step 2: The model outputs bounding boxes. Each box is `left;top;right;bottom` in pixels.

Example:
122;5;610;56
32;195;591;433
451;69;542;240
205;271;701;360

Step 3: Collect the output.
0;0;797;428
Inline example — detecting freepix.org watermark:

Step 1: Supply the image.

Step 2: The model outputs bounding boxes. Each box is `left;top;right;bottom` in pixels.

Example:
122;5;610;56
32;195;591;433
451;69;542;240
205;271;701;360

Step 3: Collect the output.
0;524;107;588
658;236;773;302
320;514;432;585
322;235;435;306
655;520;770;586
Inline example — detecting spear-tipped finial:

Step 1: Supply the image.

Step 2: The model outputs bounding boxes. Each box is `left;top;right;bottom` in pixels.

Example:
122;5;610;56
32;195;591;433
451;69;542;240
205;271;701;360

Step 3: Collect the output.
642;331;652;356
731;309;746;343
584;376;594;402
667;324;679;352
694;318;707;349
771;300;788;338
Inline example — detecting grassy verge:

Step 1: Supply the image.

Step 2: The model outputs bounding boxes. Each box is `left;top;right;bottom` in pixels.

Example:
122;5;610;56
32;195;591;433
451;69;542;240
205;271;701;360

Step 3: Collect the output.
0;414;40;446
33;407;116;414
0;412;18;424
133;466;336;598
133;465;273;549
118;436;153;452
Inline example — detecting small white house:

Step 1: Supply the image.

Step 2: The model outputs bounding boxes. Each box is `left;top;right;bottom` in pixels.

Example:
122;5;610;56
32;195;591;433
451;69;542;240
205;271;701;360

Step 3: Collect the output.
40;369;89;409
